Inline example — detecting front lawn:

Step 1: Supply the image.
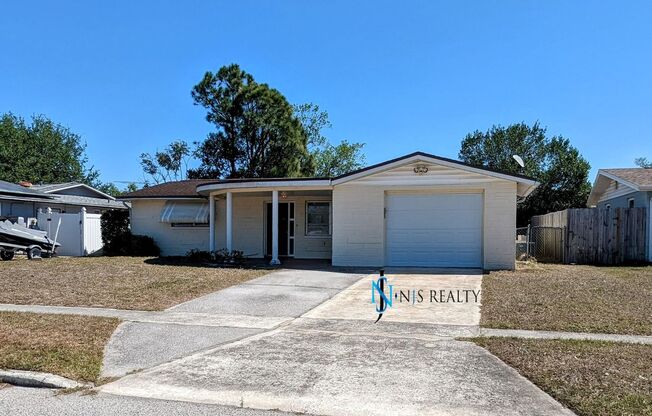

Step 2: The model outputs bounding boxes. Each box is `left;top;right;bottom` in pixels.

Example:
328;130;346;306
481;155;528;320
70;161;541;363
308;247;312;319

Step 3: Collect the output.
481;262;652;335
0;312;119;382
471;337;652;416
0;257;268;310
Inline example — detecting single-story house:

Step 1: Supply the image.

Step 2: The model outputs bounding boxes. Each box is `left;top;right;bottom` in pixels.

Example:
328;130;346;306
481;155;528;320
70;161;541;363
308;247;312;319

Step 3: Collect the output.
0;181;128;219
120;152;538;270
587;167;652;261
587;168;652;210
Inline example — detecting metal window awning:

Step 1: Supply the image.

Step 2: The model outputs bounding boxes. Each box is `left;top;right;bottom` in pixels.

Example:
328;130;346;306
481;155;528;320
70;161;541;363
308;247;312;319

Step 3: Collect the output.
160;201;209;223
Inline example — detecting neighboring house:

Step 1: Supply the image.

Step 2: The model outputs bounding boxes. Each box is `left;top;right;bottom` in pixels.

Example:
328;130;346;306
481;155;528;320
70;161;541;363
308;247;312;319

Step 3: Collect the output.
0;181;128;256
0;181;128;219
587;168;652;210
587;168;652;262
120;152;538;270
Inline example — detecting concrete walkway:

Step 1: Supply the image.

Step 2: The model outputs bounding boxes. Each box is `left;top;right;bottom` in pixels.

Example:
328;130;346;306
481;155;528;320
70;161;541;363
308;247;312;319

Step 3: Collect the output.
480;328;652;345
100;270;573;415
0;304;291;329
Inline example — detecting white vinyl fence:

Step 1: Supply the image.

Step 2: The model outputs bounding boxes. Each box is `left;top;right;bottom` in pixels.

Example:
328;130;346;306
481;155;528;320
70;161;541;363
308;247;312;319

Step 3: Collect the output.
37;207;103;256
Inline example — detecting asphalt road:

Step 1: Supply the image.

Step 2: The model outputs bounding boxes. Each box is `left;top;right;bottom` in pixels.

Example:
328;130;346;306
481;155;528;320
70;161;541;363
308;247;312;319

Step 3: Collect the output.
0;385;299;416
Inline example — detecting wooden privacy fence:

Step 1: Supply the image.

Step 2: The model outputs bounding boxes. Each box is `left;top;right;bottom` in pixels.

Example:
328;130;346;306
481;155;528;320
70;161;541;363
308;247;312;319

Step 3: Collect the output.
530;207;648;265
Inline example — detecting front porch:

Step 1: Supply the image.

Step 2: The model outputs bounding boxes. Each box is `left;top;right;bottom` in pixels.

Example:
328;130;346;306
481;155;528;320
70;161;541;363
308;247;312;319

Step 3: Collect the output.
197;180;333;265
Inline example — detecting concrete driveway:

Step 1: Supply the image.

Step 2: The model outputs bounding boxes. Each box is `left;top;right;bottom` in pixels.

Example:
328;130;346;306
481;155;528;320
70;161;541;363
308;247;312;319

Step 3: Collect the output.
101;268;366;378
101;268;572;415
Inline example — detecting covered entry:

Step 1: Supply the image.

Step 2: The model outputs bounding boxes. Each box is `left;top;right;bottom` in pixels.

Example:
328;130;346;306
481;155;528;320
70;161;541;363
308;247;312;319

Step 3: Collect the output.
384;192;483;267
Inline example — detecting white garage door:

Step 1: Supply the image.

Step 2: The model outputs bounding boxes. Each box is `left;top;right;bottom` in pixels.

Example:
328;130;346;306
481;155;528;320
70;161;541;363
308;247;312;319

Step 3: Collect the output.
385;193;483;267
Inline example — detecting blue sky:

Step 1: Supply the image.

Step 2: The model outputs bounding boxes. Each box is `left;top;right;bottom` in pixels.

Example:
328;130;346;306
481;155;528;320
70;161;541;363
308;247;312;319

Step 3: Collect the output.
1;1;650;186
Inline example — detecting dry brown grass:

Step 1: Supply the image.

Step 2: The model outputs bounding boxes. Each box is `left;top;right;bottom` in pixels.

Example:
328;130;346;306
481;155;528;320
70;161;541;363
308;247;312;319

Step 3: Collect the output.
0;257;268;310
0;312;119;382
481;262;652;335
471;337;652;416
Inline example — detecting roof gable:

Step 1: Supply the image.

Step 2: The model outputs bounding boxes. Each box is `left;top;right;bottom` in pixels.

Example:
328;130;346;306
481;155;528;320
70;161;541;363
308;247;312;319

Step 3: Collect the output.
32;182;116;200
587;169;651;206
332;152;538;196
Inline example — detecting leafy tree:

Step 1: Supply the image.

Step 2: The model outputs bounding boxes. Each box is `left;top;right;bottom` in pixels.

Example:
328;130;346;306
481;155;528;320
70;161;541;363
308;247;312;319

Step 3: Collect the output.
634;157;651;168
189;64;312;179
0;113;98;185
125;182;139;193
459;122;591;225
294;103;366;177
95;182;141;197
140;140;191;184
96;182;122;197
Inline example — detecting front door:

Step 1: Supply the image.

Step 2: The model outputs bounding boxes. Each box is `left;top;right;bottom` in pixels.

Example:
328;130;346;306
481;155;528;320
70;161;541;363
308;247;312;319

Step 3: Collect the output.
265;202;295;257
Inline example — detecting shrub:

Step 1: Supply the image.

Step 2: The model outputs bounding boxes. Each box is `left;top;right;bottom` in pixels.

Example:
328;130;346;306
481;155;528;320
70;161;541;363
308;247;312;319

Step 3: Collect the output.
128;234;160;256
187;249;213;262
101;210;160;256
104;230;160;257
100;210;129;249
185;249;245;265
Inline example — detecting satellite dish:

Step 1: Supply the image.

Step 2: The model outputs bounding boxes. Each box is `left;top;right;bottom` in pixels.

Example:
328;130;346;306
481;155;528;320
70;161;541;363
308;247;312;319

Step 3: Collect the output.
513;155;525;168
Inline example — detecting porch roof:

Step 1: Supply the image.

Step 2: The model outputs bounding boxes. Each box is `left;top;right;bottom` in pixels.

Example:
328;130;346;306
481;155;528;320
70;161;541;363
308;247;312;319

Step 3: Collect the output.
196;178;332;196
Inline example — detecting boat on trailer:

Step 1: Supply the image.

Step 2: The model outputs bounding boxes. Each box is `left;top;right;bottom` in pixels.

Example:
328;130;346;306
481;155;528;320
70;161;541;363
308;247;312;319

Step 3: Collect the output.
0;220;60;260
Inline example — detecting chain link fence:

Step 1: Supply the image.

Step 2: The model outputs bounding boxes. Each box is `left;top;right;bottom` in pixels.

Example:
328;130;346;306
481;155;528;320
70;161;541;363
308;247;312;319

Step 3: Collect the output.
516;225;565;263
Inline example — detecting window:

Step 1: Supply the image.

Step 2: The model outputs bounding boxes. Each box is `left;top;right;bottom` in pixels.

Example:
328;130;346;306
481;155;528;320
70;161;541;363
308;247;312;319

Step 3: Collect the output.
605;204;611;210
305;202;331;236
628;198;635;208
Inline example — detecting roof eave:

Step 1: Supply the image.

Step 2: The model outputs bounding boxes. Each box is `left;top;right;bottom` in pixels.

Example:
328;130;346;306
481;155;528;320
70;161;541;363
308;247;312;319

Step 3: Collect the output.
196;179;333;195
118;196;207;201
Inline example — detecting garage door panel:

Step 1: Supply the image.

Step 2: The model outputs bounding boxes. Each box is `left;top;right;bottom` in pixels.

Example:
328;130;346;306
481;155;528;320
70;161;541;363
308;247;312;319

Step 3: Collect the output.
385;193;482;268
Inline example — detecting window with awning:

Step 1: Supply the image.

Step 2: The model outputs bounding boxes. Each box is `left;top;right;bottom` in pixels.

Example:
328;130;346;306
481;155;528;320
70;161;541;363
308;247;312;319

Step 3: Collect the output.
160;201;209;225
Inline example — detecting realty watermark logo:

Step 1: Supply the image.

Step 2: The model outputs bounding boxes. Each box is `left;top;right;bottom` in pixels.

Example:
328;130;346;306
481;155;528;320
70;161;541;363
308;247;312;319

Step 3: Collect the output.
370;269;481;322
371;270;394;323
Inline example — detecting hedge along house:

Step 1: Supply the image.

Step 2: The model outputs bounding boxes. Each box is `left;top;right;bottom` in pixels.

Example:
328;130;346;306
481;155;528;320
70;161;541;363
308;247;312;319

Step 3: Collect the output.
120;152;538;270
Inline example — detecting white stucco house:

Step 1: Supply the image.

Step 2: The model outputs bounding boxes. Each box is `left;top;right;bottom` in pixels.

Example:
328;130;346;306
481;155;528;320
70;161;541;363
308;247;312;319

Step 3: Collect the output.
120;152;538;270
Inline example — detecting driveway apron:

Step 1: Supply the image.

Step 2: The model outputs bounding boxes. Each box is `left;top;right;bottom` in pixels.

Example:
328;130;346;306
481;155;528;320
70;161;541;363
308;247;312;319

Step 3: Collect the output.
102;269;573;415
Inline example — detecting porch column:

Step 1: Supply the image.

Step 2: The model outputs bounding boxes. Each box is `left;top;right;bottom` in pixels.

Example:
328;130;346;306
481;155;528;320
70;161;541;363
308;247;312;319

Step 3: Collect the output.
270;189;281;265
208;192;215;251
226;191;233;251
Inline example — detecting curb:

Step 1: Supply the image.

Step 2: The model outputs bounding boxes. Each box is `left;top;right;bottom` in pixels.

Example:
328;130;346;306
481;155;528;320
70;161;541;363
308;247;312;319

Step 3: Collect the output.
0;369;92;389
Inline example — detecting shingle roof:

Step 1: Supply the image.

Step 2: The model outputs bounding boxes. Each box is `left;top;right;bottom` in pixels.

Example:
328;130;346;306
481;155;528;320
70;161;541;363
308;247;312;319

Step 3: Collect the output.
30;182;80;192
119;179;216;199
602;168;652;188
0;180;52;198
121;152;540;199
49;194;128;209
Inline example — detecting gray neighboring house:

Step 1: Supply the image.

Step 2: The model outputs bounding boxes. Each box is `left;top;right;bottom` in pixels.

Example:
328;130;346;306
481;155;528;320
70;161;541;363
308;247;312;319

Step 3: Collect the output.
587;168;652;262
0;181;128;219
587;168;652;210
